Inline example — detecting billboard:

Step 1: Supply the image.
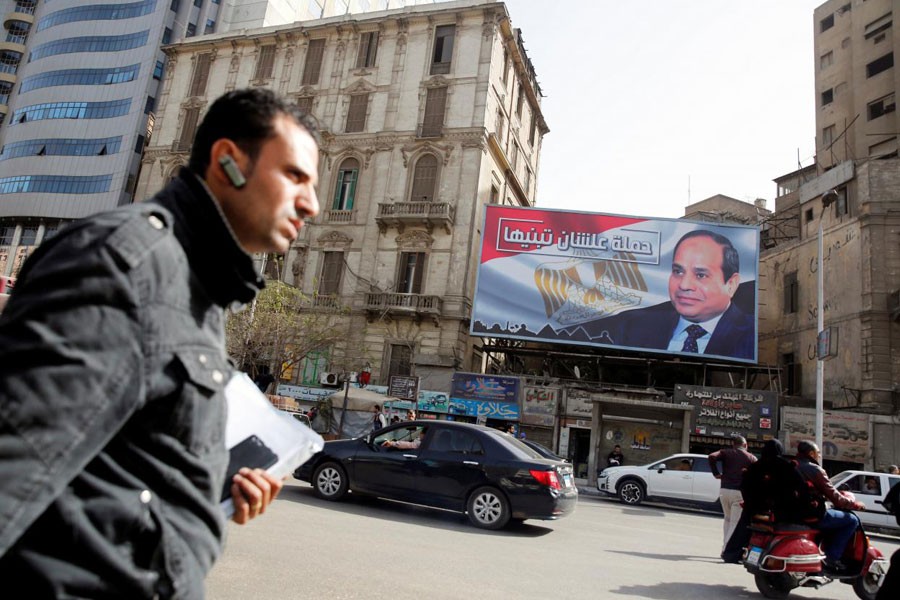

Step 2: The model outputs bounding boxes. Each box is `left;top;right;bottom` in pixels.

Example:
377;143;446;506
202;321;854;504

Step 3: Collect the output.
674;384;777;441
471;206;759;363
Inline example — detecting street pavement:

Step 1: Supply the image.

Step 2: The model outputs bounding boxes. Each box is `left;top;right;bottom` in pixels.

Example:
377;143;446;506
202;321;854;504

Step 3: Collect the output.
207;478;899;600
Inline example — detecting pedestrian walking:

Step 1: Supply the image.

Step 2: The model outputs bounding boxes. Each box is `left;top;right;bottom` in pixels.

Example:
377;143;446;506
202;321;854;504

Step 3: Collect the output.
708;435;757;555
0;88;321;598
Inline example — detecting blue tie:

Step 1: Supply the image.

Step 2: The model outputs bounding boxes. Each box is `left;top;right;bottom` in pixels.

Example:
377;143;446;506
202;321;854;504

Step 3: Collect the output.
681;324;707;353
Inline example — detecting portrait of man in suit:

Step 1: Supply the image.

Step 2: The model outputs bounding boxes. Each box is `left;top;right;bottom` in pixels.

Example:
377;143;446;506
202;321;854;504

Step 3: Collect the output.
575;229;754;360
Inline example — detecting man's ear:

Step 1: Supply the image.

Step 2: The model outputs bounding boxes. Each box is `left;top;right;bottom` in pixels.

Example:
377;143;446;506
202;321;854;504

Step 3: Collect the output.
208;139;246;188
725;273;740;297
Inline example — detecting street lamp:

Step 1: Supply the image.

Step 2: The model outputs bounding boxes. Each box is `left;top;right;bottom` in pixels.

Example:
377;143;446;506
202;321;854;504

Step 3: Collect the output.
815;189;839;451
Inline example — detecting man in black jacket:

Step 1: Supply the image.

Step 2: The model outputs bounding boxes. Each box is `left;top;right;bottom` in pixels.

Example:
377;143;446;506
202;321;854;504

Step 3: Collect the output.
0;89;320;598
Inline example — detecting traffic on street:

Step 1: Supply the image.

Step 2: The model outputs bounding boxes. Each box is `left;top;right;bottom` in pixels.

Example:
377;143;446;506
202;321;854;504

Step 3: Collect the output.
206;480;899;600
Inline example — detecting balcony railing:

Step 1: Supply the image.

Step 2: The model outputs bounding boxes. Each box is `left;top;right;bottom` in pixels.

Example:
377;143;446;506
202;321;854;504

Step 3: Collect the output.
375;201;454;234
324;209;353;224
311;295;343;310
364;292;443;323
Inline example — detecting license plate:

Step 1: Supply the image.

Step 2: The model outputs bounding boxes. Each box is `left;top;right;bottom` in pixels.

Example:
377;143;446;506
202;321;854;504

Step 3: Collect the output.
563;473;572;487
746;547;762;566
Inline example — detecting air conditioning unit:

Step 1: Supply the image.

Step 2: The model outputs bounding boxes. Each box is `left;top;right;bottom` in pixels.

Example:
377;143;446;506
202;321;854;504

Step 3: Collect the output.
319;372;339;387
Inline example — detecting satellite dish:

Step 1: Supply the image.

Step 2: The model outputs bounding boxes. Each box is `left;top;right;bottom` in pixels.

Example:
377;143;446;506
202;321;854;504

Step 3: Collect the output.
573;366;581;380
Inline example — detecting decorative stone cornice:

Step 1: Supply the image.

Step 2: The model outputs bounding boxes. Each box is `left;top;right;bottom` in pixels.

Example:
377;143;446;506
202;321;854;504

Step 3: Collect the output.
316;230;353;249
396;229;434;250
400;141;454;167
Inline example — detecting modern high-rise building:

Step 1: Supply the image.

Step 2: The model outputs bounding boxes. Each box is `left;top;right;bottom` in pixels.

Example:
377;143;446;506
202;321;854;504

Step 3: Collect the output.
0;0;436;277
136;0;547;392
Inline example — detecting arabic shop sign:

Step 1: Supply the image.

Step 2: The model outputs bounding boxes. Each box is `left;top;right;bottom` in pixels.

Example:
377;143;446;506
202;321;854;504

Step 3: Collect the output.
451;373;519;403
675;384;778;441
521;385;559;427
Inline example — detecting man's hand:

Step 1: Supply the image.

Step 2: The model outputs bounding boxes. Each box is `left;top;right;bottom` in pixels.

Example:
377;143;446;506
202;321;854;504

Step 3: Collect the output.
230;468;284;525
852;501;866;511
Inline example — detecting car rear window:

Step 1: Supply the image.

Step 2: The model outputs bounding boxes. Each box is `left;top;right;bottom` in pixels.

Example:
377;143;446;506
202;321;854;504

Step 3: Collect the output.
485;430;544;460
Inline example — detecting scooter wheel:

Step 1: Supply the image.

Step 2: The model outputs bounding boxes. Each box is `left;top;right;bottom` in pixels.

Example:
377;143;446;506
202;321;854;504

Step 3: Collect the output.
852;572;880;600
754;572;795;599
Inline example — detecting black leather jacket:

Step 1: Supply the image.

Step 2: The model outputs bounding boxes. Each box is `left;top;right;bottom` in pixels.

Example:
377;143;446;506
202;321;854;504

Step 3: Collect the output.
0;169;263;598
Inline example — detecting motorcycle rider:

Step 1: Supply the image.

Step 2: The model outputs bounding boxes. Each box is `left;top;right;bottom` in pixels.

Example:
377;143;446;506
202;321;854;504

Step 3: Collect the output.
795;440;866;574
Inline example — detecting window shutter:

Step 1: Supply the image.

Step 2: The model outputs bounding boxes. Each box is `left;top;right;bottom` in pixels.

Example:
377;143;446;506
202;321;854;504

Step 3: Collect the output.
345;94;368;133
431;24;455;75
320;252;343;295
421;87;446;137
189;53;211;97
178;106;200;150
254;45;276;80
410;154;437;202
411;252;426;294
356;31;378;68
296;96;313;114
302;39;326;85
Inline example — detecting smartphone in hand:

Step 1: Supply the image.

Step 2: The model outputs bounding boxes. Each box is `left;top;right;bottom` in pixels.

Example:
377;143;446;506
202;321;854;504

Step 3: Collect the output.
220;434;279;502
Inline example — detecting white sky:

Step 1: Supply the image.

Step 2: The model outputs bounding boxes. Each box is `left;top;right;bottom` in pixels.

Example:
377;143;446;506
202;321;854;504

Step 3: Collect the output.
503;0;823;218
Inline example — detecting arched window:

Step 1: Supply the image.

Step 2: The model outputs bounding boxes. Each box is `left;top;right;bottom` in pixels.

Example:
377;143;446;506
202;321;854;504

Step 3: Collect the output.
409;154;437;203
333;158;359;211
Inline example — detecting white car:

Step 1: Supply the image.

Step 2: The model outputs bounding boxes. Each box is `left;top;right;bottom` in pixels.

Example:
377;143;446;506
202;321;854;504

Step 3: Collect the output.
597;453;720;508
830;470;900;533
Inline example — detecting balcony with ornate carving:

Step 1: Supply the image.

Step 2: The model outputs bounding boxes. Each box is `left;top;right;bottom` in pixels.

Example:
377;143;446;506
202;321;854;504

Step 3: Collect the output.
364;292;443;324
375;201;454;234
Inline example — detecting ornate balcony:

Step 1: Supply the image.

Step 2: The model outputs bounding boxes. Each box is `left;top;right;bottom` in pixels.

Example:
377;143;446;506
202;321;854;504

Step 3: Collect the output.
324;209;353;224
375;201;454;234
363;292;443;324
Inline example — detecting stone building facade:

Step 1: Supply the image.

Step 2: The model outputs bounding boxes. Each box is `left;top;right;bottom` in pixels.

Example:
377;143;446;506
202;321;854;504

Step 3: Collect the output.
136;0;547;392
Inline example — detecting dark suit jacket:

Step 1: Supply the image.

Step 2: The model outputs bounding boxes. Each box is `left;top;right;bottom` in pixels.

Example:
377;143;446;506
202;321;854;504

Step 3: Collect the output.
575;301;755;360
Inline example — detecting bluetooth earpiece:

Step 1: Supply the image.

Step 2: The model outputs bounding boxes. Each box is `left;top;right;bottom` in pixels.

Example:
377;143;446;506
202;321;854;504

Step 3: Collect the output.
218;154;246;188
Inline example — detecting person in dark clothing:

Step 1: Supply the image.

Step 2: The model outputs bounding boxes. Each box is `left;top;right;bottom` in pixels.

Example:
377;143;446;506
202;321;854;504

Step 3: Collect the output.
607;445;625;467
721;439;812;563
0;89;321;598
708;435;756;552
795;440;866;573
875;477;900;599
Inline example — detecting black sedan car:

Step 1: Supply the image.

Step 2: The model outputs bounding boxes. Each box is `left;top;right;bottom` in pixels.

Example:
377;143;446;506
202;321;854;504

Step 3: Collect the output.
294;421;577;529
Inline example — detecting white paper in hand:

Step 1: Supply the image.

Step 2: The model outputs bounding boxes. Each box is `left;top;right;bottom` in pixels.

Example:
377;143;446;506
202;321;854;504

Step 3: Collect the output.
220;372;324;517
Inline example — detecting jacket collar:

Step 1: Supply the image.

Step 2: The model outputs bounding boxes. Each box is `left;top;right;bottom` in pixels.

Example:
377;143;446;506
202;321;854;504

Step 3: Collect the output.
153;168;264;307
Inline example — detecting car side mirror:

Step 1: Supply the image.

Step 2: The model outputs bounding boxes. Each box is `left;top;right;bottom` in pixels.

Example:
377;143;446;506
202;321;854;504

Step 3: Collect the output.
657;465;667;473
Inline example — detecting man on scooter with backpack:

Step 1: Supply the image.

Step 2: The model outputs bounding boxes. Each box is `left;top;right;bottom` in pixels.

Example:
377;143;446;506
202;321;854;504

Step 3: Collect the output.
795;440;866;574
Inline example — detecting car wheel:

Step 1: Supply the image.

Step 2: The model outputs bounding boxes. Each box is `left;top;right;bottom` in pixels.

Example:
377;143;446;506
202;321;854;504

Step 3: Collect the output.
467;486;510;530
617;479;645;505
313;462;348;501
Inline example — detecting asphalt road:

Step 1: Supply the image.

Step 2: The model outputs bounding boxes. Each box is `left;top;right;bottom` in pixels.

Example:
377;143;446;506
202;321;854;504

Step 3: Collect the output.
207;479;899;600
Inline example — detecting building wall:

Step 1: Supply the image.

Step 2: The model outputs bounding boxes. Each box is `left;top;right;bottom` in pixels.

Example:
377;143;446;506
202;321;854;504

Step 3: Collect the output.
814;0;899;169
136;0;547;389
759;158;900;415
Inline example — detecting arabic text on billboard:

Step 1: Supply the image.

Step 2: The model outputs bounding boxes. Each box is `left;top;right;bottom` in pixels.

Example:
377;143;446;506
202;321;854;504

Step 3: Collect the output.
470;206;759;363
675;385;777;442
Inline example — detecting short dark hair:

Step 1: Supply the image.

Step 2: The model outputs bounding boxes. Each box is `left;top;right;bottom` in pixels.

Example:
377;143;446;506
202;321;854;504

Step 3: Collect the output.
796;440;817;457
188;88;320;176
731;435;747;448
673;229;740;281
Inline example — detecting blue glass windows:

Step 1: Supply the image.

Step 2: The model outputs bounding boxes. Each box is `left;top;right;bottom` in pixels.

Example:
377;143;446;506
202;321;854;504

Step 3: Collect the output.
0;175;114;195
29;31;150;61
19;64;140;93
0;137;122;160
36;1;158;32
12;99;131;124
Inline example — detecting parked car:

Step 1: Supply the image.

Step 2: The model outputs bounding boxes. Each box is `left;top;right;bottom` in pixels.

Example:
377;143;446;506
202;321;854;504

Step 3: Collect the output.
597;453;720;509
831;470;900;533
294;420;577;529
520;438;567;462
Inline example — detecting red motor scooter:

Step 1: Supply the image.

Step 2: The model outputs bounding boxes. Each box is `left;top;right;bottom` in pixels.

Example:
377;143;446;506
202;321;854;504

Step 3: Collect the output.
742;512;888;599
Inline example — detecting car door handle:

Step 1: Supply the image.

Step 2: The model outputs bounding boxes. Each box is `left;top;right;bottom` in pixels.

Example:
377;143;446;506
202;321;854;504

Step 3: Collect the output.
463;460;479;466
